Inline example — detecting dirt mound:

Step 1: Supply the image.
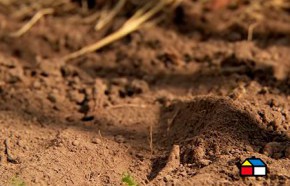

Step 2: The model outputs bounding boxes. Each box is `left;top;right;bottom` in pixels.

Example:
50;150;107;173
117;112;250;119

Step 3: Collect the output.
163;97;289;165
150;97;290;185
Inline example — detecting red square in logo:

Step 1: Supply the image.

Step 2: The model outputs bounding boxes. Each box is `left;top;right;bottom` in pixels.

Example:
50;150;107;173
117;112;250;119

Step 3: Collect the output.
241;167;253;176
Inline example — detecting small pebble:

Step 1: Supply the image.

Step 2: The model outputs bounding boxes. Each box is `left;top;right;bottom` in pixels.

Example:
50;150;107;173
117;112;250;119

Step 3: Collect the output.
179;170;187;177
272;152;283;159
47;93;57;103
72;140;80;146
258;87;268;94
92;137;102;144
172;178;179;185
33;81;41;89
163;175;172;182
245;145;253;152
199;159;212;166
263;142;282;157
68;90;85;103
17;139;25;147
115;135;125;143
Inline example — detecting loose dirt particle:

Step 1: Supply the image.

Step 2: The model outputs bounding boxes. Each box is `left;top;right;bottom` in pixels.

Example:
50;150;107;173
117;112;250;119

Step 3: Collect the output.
114;135;125;143
72;140;80;146
91;137;102;144
68;90;85;103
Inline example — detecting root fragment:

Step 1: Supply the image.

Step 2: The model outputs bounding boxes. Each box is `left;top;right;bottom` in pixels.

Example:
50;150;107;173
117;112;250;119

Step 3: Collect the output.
63;0;180;62
4;138;19;164
95;0;127;31
149;125;153;156
247;22;260;41
10;8;54;37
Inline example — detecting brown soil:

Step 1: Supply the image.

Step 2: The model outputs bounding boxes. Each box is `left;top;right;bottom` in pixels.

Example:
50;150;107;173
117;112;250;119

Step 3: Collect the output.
0;0;290;185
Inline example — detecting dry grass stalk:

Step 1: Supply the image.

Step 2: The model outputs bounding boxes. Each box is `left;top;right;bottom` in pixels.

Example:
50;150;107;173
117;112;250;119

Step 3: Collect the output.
247;22;260;41
62;0;180;62
10;8;54;37
149;125;153;156
95;0;127;31
10;0;68;19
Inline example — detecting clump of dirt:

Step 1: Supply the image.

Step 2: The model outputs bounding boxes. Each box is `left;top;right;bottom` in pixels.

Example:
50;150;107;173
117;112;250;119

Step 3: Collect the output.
162;96;290;162
150;96;289;184
0;0;290;185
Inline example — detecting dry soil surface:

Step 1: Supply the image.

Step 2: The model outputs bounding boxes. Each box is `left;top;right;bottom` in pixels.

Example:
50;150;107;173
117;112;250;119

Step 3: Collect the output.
0;0;290;185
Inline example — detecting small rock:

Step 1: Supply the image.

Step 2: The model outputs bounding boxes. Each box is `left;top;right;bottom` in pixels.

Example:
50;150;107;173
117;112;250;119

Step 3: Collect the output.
272;152;283;159
91;137;102;144
234;41;254;60
245;145;253;152
179;170;187;177
65;116;75;122
130;79;149;93
172;178;179;185
163;175;172;182
38;59;62;76
274;65;287;80
72;140;80;146
68;90;85;103
9;65;24;79
115;135;125;143
111;78;128;86
33;81;41;89
47;93;57;103
17;140;25;148
263;142;282;157
136;153;144;161
199;159;212;166
258;87;268;94
60;65;74;77
257;51;271;61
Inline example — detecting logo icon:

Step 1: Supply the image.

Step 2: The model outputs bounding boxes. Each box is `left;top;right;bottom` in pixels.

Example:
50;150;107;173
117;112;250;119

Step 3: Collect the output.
240;157;267;176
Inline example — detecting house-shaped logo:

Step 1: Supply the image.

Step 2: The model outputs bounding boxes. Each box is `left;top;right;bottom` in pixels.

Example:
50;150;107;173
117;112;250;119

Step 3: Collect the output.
240;157;267;176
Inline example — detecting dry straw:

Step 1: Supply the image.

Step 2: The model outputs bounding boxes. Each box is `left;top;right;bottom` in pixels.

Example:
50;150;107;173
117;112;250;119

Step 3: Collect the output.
62;0;181;62
4;0;180;60
10;8;54;37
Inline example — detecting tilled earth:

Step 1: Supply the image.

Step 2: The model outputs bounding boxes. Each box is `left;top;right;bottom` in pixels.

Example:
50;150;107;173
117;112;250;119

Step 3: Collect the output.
0;0;290;185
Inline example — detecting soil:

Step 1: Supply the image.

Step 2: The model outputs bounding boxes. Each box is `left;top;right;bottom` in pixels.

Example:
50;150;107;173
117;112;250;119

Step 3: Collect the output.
0;0;290;185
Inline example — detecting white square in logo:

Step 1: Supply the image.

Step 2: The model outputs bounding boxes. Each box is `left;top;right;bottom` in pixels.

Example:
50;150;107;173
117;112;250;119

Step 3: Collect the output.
254;167;266;176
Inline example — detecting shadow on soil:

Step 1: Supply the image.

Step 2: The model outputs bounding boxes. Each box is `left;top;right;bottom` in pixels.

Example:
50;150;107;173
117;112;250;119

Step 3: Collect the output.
74;54;290;96
69;54;290;180
0;62;289;182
